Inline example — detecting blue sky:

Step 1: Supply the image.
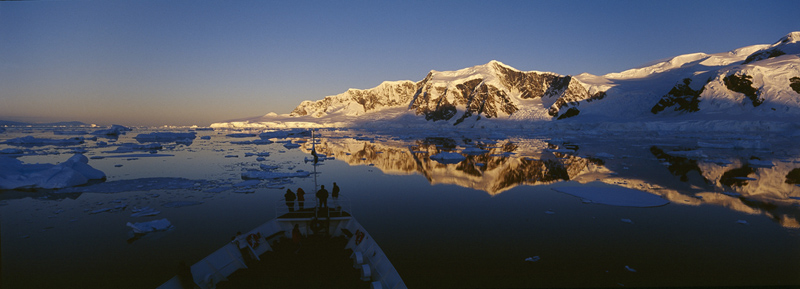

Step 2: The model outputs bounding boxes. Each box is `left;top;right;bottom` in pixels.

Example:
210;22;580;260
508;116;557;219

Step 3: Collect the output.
1;0;796;126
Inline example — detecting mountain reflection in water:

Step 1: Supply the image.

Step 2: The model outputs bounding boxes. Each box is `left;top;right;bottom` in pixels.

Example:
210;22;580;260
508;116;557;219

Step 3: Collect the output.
300;133;800;229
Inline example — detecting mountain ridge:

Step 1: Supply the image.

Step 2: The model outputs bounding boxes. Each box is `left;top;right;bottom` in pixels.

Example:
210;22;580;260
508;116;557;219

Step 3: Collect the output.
212;32;800;129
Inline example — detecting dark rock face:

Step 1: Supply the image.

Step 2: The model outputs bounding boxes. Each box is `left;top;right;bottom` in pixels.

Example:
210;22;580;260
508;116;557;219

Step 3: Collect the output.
790;77;800;94
409;62;599;123
556;107;580;119
723;74;763;107
651;78;705;114
743;48;786;64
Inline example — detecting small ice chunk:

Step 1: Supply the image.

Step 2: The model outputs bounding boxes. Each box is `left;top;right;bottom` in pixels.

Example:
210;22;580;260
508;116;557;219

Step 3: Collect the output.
747;159;773;168
429;152;466;164
721;191;742;197
621;218;634;224
736;220;749;225
259;164;279;171
545;210;555;215
130;207;161;217
461;147;489;155
89;208;112;214
625;265;637;272
126;218;173;234
283;143;301;149
524;256;540;262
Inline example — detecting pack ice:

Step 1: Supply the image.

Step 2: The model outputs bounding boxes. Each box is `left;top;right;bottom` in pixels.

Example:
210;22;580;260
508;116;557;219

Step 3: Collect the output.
0;154;106;189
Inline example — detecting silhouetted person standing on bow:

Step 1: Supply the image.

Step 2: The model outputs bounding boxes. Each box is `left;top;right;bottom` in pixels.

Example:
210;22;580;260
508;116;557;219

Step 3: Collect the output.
332;182;340;199
316;185;329;209
296;187;306;210
284;189;296;212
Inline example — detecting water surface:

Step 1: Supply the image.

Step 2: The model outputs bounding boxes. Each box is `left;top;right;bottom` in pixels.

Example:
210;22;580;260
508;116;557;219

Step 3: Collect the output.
1;127;799;288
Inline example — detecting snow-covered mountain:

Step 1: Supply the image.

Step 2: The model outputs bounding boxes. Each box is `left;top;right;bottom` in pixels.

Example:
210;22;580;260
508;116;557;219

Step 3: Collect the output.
212;32;800;128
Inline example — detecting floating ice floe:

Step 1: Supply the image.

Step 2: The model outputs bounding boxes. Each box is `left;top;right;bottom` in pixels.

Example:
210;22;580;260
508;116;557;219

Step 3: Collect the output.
736;220;749;225
0;154;106;189
461;147;489;155
552;183;669;207
625;265;637;272
126;218;173;234
2;136;85;147
283;143;301;149
429;152;466;164
621;218;634;224
134;132;196;143
524;256;540;262
747;159;774;168
130;207;160;217
241;170;312;180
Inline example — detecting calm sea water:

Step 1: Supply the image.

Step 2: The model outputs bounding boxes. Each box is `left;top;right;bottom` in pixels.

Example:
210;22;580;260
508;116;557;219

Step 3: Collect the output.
1;127;799;288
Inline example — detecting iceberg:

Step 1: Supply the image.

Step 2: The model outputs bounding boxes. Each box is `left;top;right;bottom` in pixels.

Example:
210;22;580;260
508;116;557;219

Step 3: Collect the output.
126;218;173;234
552;183;669;207
0;154;106;189
91;124;131;136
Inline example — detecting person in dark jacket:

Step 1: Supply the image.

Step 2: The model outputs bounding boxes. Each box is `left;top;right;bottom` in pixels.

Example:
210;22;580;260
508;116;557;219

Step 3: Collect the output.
284;189;296;212
316;185;329;209
332;182;340;199
296;187;306;210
